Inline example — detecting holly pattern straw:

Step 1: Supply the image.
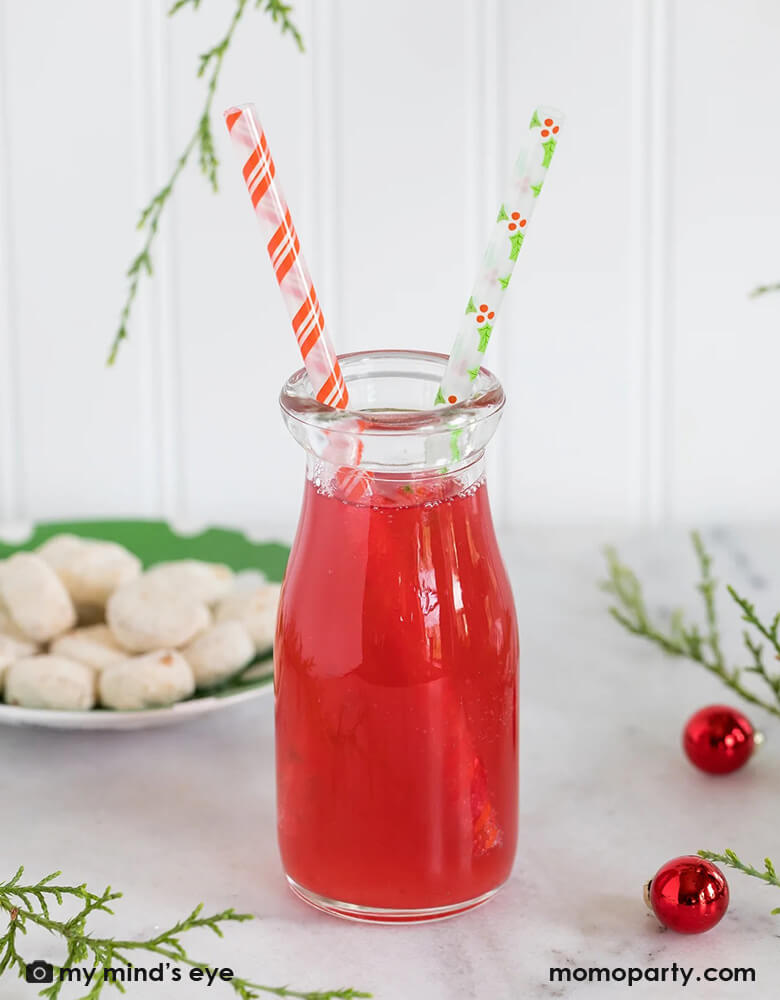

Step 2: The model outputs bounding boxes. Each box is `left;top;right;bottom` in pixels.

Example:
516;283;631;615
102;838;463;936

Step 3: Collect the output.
224;105;349;409
437;107;564;406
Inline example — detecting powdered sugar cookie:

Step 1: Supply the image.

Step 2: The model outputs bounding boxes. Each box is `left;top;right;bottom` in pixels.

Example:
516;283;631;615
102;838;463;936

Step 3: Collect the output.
99;649;195;710
0;634;38;693
0;603;38;644
5;655;95;710
106;577;210;653
0;553;76;642
181;620;255;688
215;583;281;652
143;560;234;605
35;534;83;566
51;624;128;672
38;534;141;606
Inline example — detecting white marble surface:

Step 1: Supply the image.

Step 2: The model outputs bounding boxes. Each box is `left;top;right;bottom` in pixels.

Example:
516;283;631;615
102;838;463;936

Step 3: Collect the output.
3;526;780;999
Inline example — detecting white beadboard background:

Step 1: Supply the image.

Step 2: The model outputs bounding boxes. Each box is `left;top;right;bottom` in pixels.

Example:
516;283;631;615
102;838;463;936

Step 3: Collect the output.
0;0;779;532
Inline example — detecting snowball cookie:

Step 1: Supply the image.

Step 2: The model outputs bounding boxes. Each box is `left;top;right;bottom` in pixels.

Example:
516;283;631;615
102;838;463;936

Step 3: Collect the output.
106;577;211;653
0;603;39;644
215;583;281;652
99;649;195;710
0;553;76;643
0;634;38;694
4;655;95;710
182;620;255;688
143;560;234;606
37;533;141;607
51;624;127;673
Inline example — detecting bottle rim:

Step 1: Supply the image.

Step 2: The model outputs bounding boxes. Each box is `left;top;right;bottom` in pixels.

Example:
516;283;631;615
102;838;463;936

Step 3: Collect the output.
279;349;505;437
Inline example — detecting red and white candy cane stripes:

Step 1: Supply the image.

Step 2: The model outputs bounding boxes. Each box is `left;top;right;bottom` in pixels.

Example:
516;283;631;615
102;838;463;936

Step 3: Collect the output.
224;105;349;410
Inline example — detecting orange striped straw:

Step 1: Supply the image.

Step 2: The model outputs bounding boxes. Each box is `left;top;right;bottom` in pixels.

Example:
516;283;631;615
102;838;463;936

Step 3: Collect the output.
224;104;349;409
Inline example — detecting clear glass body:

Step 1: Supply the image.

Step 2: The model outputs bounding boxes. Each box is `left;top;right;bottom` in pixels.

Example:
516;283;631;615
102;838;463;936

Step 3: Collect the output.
276;351;519;922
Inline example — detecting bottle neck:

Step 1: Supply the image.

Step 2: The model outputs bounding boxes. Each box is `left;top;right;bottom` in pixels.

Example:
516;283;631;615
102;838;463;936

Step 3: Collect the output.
305;451;487;507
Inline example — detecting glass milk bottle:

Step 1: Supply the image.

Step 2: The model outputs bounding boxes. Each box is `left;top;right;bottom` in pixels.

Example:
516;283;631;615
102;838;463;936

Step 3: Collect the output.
275;350;518;922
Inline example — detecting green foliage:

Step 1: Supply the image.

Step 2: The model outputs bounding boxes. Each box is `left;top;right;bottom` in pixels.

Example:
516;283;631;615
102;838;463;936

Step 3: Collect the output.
602;532;780;719
749;282;780;298
258;0;304;51
698;850;780;915
0;867;369;1000
109;0;304;364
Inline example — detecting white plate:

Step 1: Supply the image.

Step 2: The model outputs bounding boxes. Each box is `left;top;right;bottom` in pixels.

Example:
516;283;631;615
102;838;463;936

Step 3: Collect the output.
0;519;284;731
0;676;273;731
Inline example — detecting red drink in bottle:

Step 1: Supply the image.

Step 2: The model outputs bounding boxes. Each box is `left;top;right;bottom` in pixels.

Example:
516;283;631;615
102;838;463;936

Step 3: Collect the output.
276;351;518;922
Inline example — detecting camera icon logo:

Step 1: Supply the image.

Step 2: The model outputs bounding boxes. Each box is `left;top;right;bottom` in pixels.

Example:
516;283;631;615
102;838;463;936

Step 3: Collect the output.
26;960;54;984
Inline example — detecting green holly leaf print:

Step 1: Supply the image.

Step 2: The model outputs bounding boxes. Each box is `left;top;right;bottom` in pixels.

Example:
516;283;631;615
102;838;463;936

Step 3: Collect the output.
465;296;477;314
498;274;512;290
529;109;542;129
477;323;492;353
496;203;509;222
509;231;524;261
541;138;557;168
434;387;446;405
531;182;543;198
468;366;480;381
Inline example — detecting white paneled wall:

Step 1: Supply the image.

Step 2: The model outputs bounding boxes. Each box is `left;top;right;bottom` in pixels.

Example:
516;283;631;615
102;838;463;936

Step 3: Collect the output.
0;0;778;530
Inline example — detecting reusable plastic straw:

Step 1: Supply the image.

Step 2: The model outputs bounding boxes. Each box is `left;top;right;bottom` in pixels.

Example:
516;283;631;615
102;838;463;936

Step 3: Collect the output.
437;106;564;405
224;104;349;409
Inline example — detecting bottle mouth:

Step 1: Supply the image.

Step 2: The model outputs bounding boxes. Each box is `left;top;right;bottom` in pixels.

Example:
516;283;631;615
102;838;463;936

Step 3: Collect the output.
280;349;505;437
279;350;505;475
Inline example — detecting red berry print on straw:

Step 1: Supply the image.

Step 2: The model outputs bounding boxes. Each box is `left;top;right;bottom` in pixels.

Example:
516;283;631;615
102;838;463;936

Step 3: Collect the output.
476;303;496;325
507;212;527;261
538;115;559;169
476;303;495;353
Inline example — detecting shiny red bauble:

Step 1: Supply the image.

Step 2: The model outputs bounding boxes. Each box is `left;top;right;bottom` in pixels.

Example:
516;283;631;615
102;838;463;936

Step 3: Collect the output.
646;856;729;934
683;704;757;774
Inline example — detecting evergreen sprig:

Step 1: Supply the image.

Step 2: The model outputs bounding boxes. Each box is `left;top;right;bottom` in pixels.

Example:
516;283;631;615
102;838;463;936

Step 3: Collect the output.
750;282;780;298
109;0;303;364
0;867;369;1000
698;850;780;915
602;532;780;719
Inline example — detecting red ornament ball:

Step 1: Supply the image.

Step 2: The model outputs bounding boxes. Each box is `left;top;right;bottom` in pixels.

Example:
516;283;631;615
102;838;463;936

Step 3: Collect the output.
646;856;729;934
683;704;757;774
